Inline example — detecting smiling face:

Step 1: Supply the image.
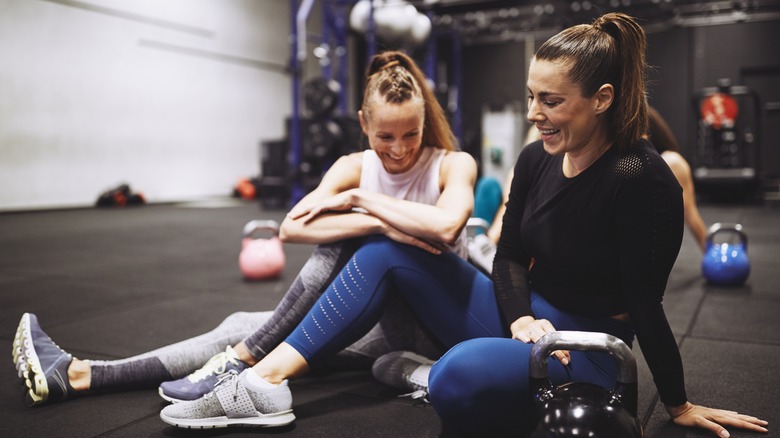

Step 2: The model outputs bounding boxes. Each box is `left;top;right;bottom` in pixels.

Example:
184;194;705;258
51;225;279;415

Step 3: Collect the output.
359;92;426;174
526;58;612;159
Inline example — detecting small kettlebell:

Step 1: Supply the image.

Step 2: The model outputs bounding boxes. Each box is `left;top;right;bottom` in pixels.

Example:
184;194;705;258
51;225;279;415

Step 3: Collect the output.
701;222;750;287
239;219;285;280
529;331;642;438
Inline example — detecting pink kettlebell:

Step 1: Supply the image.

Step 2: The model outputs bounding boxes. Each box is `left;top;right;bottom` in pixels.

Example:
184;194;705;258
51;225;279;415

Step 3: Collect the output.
239;219;285;280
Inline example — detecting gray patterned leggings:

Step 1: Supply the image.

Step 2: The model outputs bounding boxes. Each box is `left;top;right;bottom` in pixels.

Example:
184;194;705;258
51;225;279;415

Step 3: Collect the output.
88;239;442;392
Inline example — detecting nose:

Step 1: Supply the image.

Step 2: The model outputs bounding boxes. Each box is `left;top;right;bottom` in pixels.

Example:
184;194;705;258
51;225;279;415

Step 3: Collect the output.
388;140;405;155
527;98;543;123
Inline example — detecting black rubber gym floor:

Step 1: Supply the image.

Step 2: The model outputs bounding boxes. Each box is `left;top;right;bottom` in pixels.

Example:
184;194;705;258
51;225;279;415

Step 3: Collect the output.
1;199;777;437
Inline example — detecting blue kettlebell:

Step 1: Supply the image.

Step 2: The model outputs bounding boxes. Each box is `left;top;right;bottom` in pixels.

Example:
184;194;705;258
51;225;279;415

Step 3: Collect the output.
529;331;642;438
701;223;750;286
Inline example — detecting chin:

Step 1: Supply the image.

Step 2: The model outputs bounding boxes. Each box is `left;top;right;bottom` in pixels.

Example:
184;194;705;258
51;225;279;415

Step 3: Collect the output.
542;141;562;156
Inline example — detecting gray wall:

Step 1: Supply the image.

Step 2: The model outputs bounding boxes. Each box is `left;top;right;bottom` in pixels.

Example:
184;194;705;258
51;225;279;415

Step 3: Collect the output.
460;19;780;182
0;0;292;210
647;20;780;179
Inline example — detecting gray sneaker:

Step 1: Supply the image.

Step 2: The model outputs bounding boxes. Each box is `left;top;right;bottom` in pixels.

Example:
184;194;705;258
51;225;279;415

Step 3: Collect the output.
15;313;77;406
159;346;249;403
371;351;433;401
159;369;295;429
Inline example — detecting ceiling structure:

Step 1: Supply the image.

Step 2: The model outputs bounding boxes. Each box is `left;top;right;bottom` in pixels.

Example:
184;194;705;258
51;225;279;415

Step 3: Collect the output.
409;0;780;43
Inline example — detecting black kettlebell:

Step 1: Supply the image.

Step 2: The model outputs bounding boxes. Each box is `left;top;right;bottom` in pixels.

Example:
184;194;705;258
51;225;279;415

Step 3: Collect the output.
529;331;642;438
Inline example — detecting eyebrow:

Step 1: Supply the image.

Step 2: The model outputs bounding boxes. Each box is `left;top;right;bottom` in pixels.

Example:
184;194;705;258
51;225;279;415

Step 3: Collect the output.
528;90;559;100
376;128;420;136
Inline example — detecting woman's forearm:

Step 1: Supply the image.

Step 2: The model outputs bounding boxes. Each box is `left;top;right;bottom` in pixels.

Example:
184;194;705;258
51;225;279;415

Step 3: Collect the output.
279;211;385;244
348;189;468;245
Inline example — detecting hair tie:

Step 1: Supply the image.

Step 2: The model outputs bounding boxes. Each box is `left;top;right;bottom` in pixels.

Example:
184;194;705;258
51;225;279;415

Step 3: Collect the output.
368;59;401;80
380;60;400;71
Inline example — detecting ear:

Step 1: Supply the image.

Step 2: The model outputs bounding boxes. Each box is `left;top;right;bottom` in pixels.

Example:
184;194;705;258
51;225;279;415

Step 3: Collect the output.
358;110;369;135
593;84;614;114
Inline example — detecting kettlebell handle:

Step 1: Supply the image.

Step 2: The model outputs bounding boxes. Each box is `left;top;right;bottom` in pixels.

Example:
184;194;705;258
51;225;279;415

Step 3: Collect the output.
530;331;637;384
706;222;747;248
530;331;638;416
242;219;281;238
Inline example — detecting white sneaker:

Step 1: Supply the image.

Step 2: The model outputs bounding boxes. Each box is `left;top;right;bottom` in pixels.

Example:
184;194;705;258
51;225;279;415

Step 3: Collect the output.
159;370;295;429
468;234;496;275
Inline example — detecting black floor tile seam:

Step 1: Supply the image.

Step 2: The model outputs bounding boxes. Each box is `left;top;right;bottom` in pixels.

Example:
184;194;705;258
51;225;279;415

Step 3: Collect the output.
91;412;162;438
640;391;661;431
681;279;711;335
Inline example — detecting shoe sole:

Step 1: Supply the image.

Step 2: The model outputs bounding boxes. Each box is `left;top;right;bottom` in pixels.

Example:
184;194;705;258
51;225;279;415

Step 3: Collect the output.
158;387;186;404
12;314;29;380
17;313;50;406
159;410;296;429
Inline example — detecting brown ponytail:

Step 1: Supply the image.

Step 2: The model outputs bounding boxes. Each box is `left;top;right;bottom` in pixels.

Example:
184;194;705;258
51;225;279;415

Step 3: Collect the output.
362;51;457;151
535;13;648;149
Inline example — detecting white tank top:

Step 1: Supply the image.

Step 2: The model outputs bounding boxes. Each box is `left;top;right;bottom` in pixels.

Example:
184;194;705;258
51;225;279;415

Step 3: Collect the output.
359;147;467;258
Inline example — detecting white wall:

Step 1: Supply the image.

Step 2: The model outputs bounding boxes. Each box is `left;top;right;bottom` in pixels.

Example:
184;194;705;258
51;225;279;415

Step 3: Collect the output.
0;0;292;210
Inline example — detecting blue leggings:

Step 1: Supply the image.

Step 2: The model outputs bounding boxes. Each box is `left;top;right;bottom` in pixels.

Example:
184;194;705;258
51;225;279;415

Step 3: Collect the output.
430;295;635;435
285;237;506;363
284;237;635;435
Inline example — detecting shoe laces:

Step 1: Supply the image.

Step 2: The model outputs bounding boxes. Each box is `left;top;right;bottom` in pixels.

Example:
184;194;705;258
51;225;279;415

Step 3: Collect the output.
221;371;242;402
398;389;429;404
189;349;239;382
204;370;240;401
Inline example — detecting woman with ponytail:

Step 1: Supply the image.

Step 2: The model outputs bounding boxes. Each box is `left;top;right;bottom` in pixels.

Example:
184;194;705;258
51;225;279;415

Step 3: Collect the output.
14;50;475;416
153;14;765;436
429;13;768;436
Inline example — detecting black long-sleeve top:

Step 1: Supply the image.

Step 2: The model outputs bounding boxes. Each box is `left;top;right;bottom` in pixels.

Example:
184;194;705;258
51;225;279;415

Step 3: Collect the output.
492;138;688;407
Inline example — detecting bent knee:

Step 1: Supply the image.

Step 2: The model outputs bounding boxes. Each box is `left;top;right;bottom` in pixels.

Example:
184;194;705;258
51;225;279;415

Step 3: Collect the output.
428;341;491;413
430;339;534;434
217;311;263;331
429;338;532;418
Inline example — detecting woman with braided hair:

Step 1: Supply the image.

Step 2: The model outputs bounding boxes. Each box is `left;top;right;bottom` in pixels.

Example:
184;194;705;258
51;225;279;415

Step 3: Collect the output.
13;50;476;419
158;13;767;436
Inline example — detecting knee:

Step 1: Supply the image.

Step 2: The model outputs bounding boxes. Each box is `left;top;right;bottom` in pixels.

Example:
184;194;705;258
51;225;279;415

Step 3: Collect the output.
360;236;415;260
217;311;250;330
428;342;487;420
429;339;532;435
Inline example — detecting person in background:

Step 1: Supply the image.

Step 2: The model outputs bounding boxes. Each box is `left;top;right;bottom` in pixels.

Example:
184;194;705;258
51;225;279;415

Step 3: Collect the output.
473;128;540;246
647;105;708;252
468;128;537;274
